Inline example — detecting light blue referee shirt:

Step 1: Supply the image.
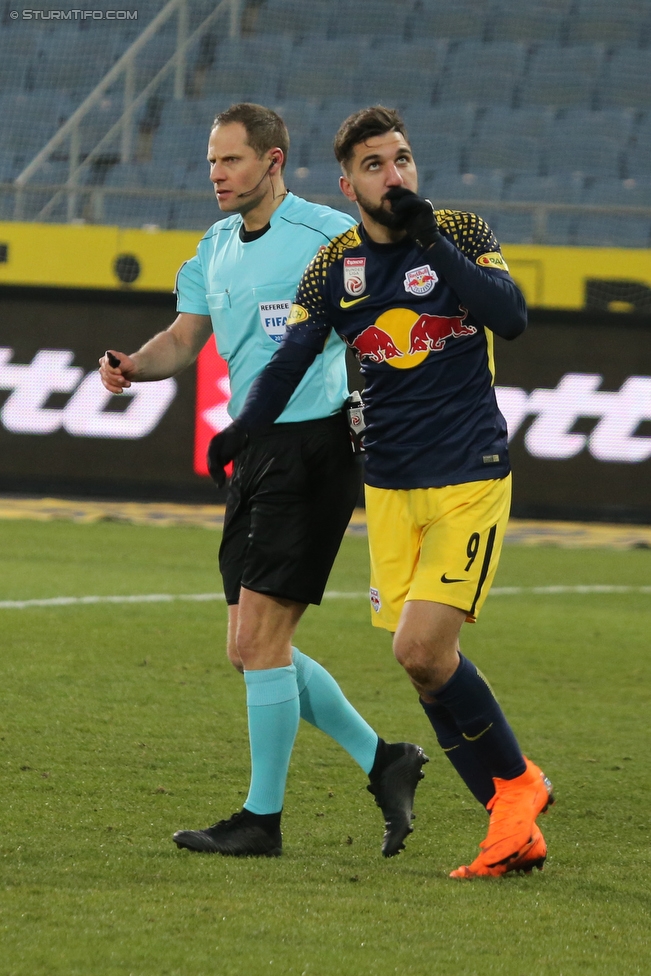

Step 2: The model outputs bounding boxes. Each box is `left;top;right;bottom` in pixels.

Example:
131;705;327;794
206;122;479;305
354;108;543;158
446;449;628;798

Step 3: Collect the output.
175;192;355;422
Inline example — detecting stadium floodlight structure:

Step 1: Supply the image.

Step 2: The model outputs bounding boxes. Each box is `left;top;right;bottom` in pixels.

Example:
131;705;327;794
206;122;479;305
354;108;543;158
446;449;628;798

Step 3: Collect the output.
12;0;243;223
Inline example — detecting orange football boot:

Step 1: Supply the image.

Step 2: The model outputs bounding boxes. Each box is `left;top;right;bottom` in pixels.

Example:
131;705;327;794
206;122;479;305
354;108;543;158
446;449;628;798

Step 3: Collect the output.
450;824;547;879
450;757;554;879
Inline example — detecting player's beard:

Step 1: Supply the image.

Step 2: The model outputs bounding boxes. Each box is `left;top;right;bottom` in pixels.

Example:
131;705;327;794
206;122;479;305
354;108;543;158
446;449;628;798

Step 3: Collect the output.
353;187;404;230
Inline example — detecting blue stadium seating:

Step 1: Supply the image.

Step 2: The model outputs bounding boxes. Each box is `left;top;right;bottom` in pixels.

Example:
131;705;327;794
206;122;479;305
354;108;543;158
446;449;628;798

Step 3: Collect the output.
254;0;336;37
170;194;224;230
330;0;412;39
435;41;527;106
2;0;651;244
289;163;342;197
422;170;504;204
597;49;651;110
574;214;651;248
519;44;605;108
584;177;651;207
543;110;632;177
567;0;650;46
504;174;584;204
488;3;566;43
405;2;489;43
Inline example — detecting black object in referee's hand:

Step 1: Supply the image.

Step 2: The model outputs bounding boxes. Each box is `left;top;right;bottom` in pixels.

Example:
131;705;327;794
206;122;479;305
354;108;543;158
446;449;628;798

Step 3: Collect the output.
206;421;249;488
385;186;441;249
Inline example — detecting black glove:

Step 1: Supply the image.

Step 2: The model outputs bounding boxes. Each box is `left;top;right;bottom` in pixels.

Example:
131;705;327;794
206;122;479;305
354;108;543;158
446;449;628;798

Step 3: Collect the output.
206;421;249;488
385;186;441;249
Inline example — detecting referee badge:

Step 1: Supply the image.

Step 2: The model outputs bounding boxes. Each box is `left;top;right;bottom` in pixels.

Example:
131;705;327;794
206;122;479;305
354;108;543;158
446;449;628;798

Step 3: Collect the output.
343;257;366;296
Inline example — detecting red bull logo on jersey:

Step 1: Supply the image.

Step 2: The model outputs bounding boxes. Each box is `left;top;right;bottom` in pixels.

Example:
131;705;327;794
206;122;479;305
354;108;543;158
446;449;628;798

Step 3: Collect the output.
350;325;404;364
350;306;476;369
408;309;476;354
343;256;366;296
404;264;438;296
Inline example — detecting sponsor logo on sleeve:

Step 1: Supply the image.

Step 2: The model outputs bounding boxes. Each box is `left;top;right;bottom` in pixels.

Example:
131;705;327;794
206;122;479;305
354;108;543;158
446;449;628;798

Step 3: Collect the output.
404;264;438;296
286;303;309;326
258;300;292;343
343;256;366;296
477;252;509;271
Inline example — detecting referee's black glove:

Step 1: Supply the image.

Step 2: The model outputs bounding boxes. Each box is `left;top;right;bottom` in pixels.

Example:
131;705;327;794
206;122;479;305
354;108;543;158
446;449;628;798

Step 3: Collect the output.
206;420;249;488
385;186;441;249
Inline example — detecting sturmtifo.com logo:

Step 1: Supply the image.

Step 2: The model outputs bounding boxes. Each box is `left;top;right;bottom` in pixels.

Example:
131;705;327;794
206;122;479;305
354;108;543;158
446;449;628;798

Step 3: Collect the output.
11;9;137;20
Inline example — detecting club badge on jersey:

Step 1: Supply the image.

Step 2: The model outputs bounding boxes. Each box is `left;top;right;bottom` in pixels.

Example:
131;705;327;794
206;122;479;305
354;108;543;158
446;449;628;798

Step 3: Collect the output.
404;265;438;296
343;257;366;296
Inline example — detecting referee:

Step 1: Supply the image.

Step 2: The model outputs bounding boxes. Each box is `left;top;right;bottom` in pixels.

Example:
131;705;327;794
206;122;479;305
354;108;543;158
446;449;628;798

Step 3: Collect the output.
99;104;427;859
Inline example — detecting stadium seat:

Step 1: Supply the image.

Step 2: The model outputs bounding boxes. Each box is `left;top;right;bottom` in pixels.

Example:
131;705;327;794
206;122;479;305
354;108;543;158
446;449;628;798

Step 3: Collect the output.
542;212;576;245
422;170;504;205
283;47;359;101
402;102;477;144
367;39;448;81
170;194;223;231
543;109;632;177
330;0;411;39
104;163;148;188
584;176;651;207
405;2;489;43
151;123;215;164
355;62;437;105
487;210;536;244
412;134;465;176
465;134;541;176
254;0;335;37
597;49;651;110
488;3;567;43
102;192;173;229
477;106;555;141
574;214;651;248
289;163;342;198
504;174;584;203
567;0;648;45
435;41;527;106
519;44;605;108
200;37;291;101
625;117;651;177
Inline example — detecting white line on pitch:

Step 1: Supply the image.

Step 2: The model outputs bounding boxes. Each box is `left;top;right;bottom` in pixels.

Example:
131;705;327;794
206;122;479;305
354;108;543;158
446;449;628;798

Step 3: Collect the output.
0;585;649;610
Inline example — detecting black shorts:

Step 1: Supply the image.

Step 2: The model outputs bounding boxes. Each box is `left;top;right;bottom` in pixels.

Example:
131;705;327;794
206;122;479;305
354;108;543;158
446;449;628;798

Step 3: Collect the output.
219;413;362;606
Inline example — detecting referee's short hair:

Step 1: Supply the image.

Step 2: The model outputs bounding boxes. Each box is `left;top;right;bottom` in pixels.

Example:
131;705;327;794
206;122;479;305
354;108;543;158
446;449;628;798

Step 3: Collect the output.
214;103;290;172
334;106;408;170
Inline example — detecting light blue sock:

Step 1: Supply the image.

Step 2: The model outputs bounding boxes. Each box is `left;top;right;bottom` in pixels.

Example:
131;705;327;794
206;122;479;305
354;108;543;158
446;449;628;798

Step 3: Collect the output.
243;665;300;815
293;647;379;775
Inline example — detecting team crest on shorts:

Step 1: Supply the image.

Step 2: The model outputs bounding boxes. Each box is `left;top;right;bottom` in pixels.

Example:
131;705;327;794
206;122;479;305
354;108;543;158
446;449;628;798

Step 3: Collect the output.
404;265;438;296
370;587;381;612
344;257;366;296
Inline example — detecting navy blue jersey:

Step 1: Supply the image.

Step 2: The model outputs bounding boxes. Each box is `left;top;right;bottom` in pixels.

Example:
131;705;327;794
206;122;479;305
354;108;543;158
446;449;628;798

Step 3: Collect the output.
282;211;526;489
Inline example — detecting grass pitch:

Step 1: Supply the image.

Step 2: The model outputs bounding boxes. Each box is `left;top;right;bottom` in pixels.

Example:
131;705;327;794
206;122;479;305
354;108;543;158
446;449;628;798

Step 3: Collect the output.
1;519;650;976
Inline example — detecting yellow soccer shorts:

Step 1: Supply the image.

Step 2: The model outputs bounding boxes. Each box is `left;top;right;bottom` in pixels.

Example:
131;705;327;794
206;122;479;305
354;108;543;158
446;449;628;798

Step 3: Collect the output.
365;474;512;632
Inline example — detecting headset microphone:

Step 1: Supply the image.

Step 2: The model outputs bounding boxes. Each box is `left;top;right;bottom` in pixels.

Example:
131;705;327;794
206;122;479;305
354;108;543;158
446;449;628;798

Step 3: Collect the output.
236;158;277;199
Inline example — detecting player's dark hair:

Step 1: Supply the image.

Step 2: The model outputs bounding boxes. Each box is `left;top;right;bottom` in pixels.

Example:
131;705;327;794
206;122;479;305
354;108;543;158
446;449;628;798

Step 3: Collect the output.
333;106;408;169
213;103;289;171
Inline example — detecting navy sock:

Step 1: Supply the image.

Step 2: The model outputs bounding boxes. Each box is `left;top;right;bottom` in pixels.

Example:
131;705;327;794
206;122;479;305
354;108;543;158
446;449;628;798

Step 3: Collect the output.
419;699;495;806
430;653;526;782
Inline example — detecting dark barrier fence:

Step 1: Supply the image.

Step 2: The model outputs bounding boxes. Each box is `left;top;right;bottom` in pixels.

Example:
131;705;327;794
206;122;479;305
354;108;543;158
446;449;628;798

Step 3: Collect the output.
1;286;650;522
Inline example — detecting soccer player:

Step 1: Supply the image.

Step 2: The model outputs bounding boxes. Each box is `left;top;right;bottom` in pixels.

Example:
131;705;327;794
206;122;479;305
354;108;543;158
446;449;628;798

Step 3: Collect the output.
98;104;427;859
207;106;555;878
